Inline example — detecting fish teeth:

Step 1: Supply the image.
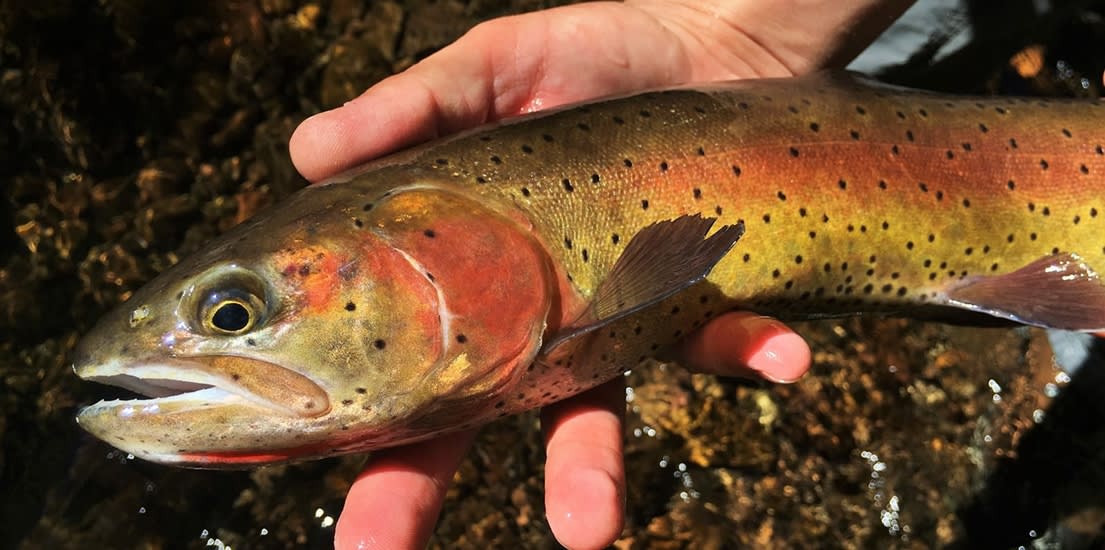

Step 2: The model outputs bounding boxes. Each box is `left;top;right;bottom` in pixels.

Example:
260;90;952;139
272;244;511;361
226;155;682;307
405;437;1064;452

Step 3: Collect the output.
78;360;303;416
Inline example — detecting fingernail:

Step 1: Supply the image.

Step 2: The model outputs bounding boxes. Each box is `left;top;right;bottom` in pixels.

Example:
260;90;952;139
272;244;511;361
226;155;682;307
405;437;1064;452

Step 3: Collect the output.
741;318;810;383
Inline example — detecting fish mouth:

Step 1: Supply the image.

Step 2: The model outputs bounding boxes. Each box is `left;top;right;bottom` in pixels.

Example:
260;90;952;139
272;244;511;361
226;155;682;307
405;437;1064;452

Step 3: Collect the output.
76;355;331;419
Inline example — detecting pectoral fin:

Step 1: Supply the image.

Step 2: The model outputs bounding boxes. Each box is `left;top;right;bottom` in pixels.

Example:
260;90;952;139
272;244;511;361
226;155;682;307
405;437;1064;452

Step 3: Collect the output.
940;252;1105;331
541;215;744;354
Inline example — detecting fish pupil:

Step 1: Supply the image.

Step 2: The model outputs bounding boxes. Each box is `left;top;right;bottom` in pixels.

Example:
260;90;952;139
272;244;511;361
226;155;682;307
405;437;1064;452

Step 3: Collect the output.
212;302;251;332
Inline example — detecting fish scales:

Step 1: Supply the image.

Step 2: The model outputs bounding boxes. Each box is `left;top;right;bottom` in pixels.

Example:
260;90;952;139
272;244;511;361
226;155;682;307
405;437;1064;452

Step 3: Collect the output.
72;73;1105;465
400;74;1105;391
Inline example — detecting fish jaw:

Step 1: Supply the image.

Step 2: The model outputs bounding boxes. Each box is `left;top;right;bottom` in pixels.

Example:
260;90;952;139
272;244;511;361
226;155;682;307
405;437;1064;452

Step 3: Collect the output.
74;354;335;467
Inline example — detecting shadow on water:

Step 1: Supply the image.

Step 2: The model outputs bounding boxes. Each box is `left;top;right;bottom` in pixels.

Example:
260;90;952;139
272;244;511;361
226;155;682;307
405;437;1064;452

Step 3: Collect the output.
955;337;1105;549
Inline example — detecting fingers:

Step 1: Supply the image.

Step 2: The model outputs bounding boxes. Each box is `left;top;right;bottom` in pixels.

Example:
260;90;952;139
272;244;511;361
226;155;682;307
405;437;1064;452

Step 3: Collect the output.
290;3;692;182
334;428;477;550
680;311;811;383
541;379;626;550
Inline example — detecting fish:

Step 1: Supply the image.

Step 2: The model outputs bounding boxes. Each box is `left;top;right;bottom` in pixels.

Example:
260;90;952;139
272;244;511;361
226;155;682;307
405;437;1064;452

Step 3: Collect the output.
72;71;1105;467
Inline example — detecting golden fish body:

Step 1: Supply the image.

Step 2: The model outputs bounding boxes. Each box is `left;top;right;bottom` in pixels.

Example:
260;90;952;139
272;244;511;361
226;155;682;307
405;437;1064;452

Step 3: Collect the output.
74;73;1105;466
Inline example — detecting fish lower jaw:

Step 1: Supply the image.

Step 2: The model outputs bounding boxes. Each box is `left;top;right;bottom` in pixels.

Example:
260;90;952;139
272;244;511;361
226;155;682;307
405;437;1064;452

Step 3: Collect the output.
78;386;249;419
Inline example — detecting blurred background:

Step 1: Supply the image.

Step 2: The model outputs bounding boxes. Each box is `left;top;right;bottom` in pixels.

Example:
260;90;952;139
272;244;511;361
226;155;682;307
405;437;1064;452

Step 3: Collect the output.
4;0;1105;548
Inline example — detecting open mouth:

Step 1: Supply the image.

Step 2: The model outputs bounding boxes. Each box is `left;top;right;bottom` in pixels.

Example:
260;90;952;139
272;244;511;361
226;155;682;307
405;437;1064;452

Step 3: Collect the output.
76;356;331;419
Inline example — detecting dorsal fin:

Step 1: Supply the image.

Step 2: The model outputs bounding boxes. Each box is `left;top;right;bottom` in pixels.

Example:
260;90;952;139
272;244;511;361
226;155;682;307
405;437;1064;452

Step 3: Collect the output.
940;252;1105;331
540;215;744;355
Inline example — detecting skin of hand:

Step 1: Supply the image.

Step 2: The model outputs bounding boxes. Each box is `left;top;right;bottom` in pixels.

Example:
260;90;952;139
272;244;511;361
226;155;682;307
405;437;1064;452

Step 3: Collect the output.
289;1;915;548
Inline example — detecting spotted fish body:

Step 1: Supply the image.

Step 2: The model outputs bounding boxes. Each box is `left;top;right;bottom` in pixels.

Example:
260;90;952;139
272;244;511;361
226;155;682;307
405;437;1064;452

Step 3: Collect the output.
74;73;1105;466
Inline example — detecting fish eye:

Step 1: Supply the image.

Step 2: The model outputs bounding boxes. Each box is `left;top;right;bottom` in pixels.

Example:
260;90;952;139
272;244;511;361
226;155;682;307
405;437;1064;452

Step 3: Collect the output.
198;287;267;336
189;267;271;336
208;299;253;334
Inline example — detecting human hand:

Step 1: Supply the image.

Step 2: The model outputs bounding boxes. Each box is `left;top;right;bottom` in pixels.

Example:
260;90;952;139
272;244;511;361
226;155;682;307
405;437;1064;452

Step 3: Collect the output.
289;2;913;548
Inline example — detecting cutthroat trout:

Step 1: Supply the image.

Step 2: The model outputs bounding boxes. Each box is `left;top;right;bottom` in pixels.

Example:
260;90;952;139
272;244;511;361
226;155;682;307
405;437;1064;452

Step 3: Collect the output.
73;72;1105;466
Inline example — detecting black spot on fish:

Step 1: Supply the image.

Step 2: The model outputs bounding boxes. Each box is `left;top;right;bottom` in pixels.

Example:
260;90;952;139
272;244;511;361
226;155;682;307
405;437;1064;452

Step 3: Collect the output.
582;249;589;263
564;237;573;250
962;198;971;208
591;173;600;183
789;147;800;157
521;144;533;154
611;233;620;244
612;115;625;124
809;122;820;132
856;105;867;115
946;150;955;160
838;179;847;190
246;338;256;346
1042;206;1051;216
490;155;502;165
693;188;702;199
935;191;944;201
298;265;310;276
697;147;706;156
639;109;651;118
641;199;649;210
732;165;742;177
1040;159;1049;170
456;334;467;343
918;108;928;118
562;178;574;192
891;145;900;155
542;134;554;142
423;229;436;238
1007;180;1016;190
995;107;1007;115
521;187;531;197
356;388;367;394
345;302;356;311
1009;138;1018;149
918;182;928;193
659;161;669;172
577;123;591;131
979;123;989;133
342;399;353;405
1081;165;1090;175
878;180;888;190
906;130;914;141
374;339;386;350
762;214;771;224
850;130;860;140
896;110;906;119
435;158;448;166
624;159;633;168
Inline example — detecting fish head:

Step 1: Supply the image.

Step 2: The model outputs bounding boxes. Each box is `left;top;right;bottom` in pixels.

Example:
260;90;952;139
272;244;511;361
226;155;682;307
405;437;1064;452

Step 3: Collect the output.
74;182;555;467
